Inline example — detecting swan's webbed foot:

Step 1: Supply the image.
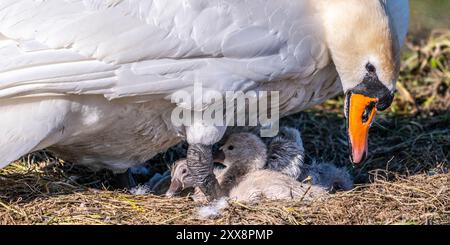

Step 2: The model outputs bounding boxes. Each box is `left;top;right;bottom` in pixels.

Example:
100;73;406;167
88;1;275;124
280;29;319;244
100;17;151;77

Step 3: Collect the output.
186;143;223;201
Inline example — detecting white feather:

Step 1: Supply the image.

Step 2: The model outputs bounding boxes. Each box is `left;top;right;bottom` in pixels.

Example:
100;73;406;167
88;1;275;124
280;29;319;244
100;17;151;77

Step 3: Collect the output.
0;0;410;170
0;0;329;100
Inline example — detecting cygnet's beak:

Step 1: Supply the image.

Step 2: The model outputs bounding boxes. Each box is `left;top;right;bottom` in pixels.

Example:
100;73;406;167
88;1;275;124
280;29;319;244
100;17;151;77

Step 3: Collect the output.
213;149;226;163
166;178;183;197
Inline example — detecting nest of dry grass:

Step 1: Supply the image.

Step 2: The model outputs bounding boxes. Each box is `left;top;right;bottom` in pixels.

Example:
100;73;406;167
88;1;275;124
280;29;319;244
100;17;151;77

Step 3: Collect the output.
0;31;449;225
0;163;447;225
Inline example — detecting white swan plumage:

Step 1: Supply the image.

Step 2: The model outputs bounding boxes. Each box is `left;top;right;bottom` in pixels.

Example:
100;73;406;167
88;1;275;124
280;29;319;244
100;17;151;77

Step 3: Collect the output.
0;0;409;186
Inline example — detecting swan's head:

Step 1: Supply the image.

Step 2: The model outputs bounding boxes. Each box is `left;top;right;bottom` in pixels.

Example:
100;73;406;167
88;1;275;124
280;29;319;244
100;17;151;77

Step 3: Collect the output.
318;0;409;164
215;133;267;170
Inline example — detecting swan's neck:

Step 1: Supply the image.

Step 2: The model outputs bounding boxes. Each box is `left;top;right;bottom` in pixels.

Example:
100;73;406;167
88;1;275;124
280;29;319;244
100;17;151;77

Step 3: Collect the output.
313;0;398;92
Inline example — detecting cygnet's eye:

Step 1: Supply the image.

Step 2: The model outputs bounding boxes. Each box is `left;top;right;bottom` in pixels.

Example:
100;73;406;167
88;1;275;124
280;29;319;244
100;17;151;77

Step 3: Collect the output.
227;145;234;151
181;168;187;175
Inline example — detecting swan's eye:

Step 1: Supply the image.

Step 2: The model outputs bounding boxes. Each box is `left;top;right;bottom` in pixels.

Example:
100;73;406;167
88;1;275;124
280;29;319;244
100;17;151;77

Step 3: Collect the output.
181;169;187;175
366;63;376;74
227;145;234;151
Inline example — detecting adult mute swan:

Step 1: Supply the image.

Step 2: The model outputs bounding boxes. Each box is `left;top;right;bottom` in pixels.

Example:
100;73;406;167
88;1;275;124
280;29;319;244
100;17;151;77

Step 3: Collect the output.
0;0;409;200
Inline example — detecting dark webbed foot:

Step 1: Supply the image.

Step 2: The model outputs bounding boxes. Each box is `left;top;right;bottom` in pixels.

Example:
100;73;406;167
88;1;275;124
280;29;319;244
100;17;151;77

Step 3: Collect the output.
186;143;223;201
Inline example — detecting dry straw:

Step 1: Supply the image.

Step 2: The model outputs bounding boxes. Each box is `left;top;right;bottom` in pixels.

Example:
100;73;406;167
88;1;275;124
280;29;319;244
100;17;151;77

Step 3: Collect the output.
0;31;449;225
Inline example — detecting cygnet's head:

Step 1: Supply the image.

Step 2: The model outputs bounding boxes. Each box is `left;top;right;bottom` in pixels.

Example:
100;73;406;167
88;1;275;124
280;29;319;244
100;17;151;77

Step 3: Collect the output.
276;127;304;149
267;127;305;179
166;159;194;197
215;133;267;170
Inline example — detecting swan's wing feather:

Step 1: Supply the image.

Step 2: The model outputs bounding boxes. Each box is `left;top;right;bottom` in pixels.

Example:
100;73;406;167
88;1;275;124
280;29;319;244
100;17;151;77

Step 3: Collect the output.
0;0;328;101
385;0;410;47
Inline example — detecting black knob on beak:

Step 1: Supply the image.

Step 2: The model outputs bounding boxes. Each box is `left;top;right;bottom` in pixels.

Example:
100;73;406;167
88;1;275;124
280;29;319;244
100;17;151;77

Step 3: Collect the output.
376;91;394;111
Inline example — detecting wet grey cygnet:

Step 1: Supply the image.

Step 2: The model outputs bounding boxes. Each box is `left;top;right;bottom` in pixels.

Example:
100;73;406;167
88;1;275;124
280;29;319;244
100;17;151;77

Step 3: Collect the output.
218;133;327;202
266;127;305;179
267;127;353;191
166;133;327;202
166;159;225;201
166;128;353;202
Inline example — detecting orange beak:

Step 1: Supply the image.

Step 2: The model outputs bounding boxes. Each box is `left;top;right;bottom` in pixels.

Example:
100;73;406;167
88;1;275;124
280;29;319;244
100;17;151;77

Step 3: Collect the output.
346;93;378;164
